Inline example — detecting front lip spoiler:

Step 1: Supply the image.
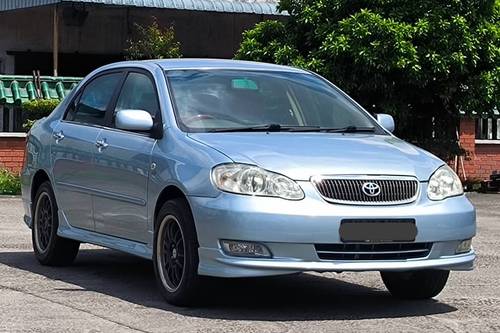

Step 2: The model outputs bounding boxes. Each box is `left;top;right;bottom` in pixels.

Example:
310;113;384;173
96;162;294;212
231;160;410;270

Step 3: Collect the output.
216;251;475;272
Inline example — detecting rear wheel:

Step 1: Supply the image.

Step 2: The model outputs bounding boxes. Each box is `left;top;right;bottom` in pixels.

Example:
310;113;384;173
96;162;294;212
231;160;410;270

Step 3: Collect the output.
381;269;450;299
153;198;202;306
32;181;80;266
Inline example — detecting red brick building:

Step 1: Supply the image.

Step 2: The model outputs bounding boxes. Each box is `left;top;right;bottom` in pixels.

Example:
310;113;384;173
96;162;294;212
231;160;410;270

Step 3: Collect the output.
459;118;500;181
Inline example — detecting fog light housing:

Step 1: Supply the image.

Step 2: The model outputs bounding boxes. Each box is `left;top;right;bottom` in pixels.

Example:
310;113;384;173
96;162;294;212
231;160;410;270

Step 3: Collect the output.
220;240;272;258
456;239;472;254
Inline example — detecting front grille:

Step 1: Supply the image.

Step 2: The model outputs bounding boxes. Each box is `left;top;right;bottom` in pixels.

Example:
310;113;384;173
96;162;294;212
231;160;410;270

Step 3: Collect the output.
312;177;419;205
315;242;432;261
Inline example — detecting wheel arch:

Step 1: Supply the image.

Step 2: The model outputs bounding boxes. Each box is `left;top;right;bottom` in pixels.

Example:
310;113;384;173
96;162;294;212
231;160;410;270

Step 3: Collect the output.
31;169;51;203
153;185;193;228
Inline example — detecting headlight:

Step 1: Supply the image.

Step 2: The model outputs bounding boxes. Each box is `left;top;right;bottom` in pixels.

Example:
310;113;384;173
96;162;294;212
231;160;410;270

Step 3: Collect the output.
427;165;464;200
211;164;304;200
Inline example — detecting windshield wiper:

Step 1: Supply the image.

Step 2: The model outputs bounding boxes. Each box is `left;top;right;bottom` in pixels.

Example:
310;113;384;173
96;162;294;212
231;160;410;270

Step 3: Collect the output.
323;126;376;133
207;124;322;133
206;124;376;133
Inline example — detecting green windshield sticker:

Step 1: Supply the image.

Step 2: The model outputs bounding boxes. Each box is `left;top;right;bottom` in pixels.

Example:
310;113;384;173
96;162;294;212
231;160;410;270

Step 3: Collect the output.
232;78;258;90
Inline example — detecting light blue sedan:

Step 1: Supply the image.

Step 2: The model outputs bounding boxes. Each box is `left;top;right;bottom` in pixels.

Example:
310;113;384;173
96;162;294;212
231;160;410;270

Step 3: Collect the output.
21;59;475;306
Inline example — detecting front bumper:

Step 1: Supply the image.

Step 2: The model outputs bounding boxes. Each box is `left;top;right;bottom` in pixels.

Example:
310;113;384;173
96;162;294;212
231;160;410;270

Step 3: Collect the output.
210;250;474;276
189;182;476;278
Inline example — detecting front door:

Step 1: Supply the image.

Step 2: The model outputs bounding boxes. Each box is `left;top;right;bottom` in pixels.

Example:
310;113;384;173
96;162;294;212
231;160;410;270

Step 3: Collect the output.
51;71;124;231
92;71;160;243
51;121;101;231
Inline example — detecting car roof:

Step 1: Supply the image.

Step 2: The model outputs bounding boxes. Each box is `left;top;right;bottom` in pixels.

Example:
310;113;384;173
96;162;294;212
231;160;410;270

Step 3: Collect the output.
154;59;307;73
122;58;309;73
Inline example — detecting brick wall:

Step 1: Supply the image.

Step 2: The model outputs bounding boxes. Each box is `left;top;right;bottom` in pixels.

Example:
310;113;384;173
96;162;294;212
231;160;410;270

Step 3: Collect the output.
0;135;26;174
459;118;500;180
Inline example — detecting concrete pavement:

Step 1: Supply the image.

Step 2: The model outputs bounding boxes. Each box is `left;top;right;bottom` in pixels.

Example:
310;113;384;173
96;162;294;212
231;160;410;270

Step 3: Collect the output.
0;193;499;332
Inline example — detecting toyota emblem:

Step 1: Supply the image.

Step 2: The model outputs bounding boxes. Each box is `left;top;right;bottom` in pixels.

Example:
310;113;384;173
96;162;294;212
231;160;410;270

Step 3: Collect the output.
362;182;381;197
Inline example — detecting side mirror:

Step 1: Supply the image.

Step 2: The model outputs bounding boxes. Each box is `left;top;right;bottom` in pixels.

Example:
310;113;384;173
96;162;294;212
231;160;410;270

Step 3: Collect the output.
376;113;395;133
115;109;153;132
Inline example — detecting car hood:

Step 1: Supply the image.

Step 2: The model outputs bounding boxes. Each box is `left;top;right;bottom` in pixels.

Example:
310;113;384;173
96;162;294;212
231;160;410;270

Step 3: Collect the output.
188;132;444;181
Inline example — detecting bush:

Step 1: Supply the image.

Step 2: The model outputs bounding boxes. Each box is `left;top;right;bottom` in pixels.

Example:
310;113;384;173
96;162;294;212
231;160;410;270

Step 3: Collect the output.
0;168;21;195
125;18;182;60
22;99;60;130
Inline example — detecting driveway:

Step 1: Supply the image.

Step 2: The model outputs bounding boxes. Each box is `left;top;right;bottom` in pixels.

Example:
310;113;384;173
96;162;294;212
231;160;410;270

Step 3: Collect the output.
0;193;499;332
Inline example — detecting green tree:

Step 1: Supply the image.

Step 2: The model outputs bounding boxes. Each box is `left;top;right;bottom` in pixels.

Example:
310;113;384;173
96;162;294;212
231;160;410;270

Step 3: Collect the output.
236;0;499;158
125;18;181;60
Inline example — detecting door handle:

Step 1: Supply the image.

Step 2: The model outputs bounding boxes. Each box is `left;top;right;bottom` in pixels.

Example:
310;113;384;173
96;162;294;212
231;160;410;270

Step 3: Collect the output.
95;139;109;152
52;131;64;143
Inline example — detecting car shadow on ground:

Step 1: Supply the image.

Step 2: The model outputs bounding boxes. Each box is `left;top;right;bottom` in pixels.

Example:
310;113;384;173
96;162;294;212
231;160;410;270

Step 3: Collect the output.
0;248;457;321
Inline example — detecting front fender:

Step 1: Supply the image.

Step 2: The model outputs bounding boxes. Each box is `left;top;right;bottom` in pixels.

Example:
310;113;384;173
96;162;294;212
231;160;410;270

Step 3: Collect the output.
146;130;230;240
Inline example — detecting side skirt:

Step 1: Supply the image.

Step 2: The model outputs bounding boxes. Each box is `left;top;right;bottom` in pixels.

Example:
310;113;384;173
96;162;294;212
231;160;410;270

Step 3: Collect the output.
57;210;153;260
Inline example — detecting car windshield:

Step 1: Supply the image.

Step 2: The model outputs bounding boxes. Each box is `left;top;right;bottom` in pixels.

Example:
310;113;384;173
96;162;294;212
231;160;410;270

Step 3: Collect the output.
165;70;382;133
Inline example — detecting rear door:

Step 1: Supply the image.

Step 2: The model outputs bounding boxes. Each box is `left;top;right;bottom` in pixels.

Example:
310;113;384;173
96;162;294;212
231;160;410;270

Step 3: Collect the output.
51;71;124;231
92;70;160;242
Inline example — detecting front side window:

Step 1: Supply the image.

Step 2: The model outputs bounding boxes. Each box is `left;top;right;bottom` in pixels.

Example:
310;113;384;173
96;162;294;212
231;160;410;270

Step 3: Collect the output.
166;70;381;133
114;72;160;120
66;72;122;126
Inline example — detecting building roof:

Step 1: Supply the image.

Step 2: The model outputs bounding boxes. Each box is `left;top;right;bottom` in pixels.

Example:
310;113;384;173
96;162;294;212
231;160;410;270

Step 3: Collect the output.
0;75;82;106
0;0;284;15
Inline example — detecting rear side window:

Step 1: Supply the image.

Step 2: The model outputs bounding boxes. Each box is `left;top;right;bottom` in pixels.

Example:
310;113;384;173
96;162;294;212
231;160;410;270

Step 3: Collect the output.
114;72;160;120
65;72;122;126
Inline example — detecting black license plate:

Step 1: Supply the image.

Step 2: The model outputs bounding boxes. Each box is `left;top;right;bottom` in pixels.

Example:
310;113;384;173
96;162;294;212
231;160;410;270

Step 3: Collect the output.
340;219;417;243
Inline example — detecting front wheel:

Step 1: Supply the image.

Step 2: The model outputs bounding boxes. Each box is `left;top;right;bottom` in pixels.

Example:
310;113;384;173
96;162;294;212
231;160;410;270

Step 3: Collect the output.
381;270;450;299
153;198;203;306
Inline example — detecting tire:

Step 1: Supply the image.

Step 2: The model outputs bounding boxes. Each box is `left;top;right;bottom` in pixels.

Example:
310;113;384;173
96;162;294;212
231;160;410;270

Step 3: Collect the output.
381;269;450;299
153;198;202;306
32;181;80;266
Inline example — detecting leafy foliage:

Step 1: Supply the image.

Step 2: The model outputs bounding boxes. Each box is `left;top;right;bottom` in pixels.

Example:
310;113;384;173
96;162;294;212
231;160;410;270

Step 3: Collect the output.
236;0;500;159
0;168;21;195
22;99;60;130
125;18;182;60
